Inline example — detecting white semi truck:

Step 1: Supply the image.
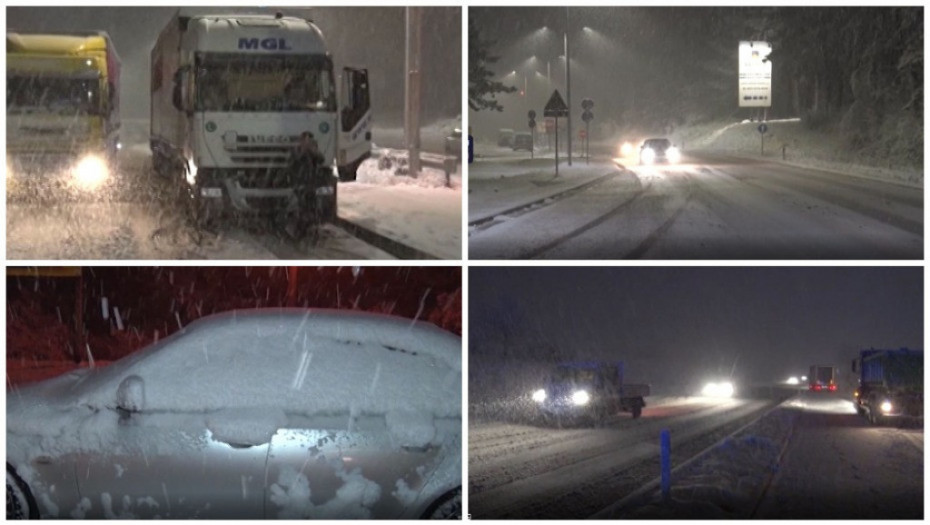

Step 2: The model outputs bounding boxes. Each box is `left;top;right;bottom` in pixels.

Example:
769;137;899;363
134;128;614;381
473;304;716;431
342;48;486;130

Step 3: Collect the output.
150;10;372;229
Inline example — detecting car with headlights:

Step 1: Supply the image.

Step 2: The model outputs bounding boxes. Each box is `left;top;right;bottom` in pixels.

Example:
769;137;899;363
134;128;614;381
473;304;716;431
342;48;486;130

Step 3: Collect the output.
7;309;462;519
532;361;649;424
511;132;534;152
639;138;681;165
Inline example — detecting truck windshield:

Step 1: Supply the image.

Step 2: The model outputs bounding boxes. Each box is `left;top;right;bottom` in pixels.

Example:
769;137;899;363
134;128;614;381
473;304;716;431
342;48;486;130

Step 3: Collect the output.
552;367;596;384
7;75;101;116
195;54;336;112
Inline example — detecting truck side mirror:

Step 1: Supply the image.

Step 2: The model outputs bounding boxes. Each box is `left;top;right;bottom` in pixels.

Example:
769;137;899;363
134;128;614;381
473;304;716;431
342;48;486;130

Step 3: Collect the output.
172;68;193;115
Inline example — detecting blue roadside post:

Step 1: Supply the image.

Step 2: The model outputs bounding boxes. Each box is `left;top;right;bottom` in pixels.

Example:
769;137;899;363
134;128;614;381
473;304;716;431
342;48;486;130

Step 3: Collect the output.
660;429;671;499
468;133;473;164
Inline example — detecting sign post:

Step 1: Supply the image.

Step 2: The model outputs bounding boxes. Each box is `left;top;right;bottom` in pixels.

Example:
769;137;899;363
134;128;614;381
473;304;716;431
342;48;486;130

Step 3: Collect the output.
738;41;772;108
544;90;569;177
758;122;768;156
581;98;594;165
528;110;537;159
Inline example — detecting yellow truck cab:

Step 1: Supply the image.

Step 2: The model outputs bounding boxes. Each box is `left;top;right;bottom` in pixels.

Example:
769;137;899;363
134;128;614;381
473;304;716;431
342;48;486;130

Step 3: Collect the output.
6;31;121;194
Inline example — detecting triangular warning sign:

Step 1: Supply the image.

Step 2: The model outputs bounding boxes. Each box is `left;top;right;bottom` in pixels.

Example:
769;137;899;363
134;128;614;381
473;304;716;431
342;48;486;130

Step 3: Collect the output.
543;90;569;117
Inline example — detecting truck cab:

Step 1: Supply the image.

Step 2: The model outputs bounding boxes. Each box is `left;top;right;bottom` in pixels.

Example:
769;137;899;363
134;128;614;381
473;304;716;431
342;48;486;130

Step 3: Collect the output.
532;361;649;425
7;31;120;196
150;12;372;230
852;348;923;426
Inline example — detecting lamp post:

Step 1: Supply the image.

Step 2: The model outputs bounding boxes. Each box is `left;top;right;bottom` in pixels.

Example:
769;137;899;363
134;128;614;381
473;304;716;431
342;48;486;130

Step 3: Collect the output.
564;7;572;166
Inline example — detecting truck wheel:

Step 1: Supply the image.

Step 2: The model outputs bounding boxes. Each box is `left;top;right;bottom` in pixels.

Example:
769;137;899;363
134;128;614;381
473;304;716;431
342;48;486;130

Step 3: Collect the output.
7;466;38;519
632;403;643;419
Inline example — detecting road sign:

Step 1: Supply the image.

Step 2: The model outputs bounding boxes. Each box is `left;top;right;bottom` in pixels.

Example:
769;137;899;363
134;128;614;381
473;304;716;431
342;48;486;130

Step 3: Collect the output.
581;98;594;110
582;110;593;122
529;120;537;129
528;110;537;119
543;90;569;117
757;123;768;134
739;41;772;108
580;129;587;139
545;117;555;133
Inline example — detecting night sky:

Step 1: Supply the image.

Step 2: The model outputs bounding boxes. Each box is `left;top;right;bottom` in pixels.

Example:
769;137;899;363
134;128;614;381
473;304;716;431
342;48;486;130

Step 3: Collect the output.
8;6;461;123
469;267;922;390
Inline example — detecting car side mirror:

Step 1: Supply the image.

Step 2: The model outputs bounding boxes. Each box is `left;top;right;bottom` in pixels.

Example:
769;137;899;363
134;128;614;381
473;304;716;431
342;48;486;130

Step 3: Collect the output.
116;375;145;413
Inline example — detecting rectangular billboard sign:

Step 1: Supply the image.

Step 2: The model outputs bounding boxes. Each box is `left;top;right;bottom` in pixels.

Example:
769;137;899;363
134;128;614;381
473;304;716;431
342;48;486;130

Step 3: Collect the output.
739;40;772;107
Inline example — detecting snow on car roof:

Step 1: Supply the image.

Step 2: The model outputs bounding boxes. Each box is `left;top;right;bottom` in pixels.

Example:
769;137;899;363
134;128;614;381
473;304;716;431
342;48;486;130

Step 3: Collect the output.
11;309;461;422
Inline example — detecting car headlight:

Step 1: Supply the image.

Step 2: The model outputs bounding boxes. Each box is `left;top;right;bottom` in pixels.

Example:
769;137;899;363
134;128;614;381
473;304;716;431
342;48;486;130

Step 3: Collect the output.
702;381;734;398
667;147;681;163
532;389;547;402
641;147;655;164
880;400;893;413
72;154;109;191
620;142;634;156
572;390;590;406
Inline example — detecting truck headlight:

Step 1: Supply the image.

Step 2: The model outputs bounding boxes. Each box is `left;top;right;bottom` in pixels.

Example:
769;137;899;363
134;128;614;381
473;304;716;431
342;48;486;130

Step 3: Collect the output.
641;148;655;164
572;390;590;406
72;154;109;191
667;147;681;163
702;381;734;398
880;400;893;413
532;389;546;402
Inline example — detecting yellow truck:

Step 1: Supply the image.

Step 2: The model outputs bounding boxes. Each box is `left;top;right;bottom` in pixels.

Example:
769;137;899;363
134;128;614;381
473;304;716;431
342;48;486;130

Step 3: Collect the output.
7;31;121;195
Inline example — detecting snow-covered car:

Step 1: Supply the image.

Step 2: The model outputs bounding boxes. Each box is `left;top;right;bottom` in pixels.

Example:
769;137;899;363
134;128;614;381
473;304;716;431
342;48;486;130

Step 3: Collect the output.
7;309;462;520
639;138;681;165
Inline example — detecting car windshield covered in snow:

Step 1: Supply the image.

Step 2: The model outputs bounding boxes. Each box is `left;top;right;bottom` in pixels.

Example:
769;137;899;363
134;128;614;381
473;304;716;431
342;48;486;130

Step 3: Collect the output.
7;309;462;519
7;75;101;115
195;54;336;112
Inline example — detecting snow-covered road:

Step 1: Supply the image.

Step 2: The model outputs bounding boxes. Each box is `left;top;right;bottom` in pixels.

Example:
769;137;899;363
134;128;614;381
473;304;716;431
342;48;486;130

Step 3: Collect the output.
7;121;460;260
468;151;922;259
467;396;774;519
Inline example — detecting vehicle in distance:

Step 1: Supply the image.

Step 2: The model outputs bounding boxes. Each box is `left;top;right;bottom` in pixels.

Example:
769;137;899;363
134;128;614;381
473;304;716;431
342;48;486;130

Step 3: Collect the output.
512;132;533;152
532;361;649;424
497;128;514;148
852;347;923;426
808;365;837;392
7;31;121;197
639;138;681;165
7;309;461;519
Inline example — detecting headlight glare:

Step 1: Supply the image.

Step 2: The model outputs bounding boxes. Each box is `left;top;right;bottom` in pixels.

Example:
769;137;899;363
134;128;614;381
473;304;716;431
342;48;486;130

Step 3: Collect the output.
572;390;590;405
667;146;681;163
880;401;893;413
72;155;109;191
641;147;655;164
532;389;547;403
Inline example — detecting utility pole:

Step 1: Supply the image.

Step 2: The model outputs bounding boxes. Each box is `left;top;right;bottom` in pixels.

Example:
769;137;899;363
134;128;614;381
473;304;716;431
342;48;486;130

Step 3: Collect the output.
405;7;423;175
565;7;572;166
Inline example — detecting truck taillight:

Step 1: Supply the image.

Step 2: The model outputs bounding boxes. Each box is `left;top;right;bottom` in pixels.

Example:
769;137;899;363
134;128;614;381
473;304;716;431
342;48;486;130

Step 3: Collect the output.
829;384;836;391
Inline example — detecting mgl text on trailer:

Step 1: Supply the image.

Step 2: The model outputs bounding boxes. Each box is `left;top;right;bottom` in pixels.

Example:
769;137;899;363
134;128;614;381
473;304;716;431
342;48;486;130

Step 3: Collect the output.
150;11;372;229
7;31;121;195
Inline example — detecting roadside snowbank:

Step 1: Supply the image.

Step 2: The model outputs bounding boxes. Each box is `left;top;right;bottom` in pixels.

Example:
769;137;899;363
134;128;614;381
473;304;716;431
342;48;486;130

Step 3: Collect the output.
678;119;923;187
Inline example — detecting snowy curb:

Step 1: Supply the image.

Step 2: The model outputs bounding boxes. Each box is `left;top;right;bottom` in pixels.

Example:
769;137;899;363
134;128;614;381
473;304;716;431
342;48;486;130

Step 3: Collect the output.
591;400;800;519
468;169;617;226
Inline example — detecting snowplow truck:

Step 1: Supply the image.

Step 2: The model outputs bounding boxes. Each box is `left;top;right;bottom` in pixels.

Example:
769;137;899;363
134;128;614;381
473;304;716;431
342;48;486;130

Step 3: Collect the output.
852;348;923;426
808;365;837;392
532;361;650;424
150;10;372;228
7;31;121;195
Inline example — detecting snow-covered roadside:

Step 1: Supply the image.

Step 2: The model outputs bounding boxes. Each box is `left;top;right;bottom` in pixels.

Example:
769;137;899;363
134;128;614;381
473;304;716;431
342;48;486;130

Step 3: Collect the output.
339;148;462;259
596;392;923;519
677;119;923;187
